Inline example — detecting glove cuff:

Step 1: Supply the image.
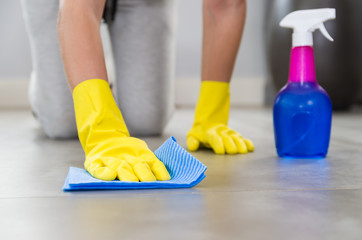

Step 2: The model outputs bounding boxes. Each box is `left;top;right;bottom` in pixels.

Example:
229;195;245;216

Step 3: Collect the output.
73;79;130;154
192;81;230;130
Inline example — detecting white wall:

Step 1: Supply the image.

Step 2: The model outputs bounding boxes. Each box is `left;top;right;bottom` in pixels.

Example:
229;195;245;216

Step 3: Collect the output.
0;0;267;108
0;0;32;79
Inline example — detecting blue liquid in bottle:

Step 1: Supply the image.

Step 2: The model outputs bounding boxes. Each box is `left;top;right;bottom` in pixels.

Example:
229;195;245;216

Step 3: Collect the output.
274;8;336;158
273;82;332;158
273;46;332;158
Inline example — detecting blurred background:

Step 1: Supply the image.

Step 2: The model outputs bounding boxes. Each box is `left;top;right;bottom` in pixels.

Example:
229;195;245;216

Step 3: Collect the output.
0;0;266;109
0;0;361;109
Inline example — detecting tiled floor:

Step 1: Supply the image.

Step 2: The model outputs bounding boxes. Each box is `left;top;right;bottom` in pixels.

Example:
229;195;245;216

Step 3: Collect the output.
1;108;362;240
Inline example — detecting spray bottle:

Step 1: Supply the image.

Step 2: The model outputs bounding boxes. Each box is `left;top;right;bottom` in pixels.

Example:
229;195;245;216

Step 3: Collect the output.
273;8;336;158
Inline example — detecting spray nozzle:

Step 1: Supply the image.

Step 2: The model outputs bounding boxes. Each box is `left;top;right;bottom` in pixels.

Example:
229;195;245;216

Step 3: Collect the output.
280;8;336;47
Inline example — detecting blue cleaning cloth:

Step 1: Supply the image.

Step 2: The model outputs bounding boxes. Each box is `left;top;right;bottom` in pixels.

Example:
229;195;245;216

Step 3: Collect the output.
63;137;207;191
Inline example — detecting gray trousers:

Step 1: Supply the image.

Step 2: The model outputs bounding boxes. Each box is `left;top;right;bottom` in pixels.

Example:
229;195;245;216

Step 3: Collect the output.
21;0;176;138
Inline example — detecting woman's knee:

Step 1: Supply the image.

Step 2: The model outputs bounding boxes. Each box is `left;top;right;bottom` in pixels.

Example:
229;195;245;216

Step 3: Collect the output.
124;105;174;137
38;110;77;139
43;119;78;139
31;97;77;139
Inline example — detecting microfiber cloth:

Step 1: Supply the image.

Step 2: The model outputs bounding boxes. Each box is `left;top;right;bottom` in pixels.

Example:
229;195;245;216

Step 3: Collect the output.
63;136;207;191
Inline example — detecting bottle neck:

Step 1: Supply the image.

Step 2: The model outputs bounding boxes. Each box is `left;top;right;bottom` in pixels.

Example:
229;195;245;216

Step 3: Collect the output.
288;46;317;83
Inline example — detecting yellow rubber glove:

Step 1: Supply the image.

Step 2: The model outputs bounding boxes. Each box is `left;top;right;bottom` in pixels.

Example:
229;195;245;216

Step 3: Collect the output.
187;81;254;154
73;79;171;182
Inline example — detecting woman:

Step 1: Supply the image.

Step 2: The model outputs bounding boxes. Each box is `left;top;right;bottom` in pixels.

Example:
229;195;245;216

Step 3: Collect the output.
22;0;253;182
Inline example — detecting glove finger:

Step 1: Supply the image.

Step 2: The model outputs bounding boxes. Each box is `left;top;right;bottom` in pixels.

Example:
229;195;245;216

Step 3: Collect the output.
231;134;248;154
85;159;117;181
116;160;139;182
207;132;225;154
146;155;171;181
133;159;157;182
243;138;255;152
221;131;237;154
187;135;200;151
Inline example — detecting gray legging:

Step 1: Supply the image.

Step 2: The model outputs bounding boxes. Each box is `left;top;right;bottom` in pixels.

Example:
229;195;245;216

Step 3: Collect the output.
21;0;176;138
